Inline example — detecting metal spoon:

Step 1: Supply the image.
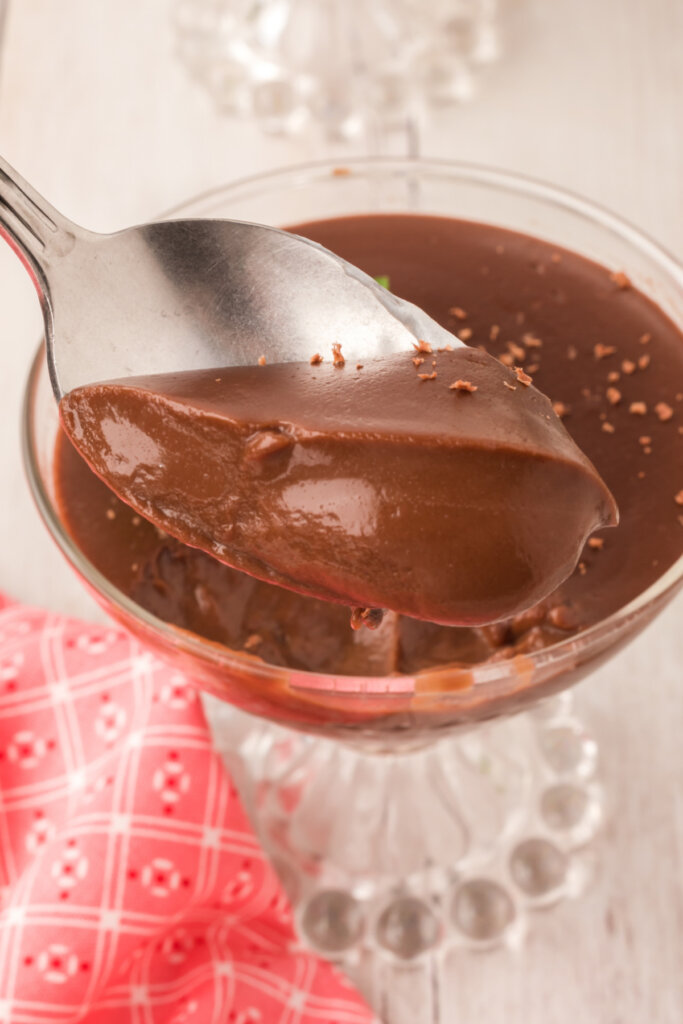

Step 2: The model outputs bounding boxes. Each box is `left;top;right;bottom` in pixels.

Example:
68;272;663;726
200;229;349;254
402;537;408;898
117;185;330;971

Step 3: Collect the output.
0;156;462;399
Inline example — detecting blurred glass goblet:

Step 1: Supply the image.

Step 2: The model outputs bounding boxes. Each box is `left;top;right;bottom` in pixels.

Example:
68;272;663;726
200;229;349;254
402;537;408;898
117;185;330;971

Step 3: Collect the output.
172;0;504;141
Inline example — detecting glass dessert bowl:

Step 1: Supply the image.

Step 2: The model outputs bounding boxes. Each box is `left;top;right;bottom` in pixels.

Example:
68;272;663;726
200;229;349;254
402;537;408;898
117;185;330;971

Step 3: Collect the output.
24;158;683;743
22;160;683;962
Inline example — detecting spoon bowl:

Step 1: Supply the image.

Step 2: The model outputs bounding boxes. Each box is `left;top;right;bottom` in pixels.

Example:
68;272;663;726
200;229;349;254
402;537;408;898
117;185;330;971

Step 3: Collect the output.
0;156;460;399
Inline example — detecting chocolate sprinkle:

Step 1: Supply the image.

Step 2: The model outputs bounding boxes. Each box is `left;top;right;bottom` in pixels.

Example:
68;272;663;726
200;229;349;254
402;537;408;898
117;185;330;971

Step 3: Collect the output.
610;271;632;289
413;339;433;354
655;402;674;422
594;343;617;360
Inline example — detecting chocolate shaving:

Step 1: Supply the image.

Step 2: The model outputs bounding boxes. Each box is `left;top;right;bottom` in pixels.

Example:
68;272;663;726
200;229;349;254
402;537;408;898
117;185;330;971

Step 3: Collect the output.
655;401;674;422
418;371;438;381
449;379;477;392
588;537;604;550
507;341;526;361
499;352;515;367
459;327;473;341
310;353;323;365
639;332;652;345
503;381;517;391
449;306;467;320
412;356;425;367
676;491;683;506
621;359;636;375
552;401;569;418
638;436;652;446
332;342;345;368
514;366;533;386
489;325;500;341
594;343;617;360
602;421;615;434
629;401;647;415
523;333;543;348
243;633;262;650
610;271;631;289
606;387;622;406
413;339;433;354
607;371;621;383
638;353;651;370
257;354;267;366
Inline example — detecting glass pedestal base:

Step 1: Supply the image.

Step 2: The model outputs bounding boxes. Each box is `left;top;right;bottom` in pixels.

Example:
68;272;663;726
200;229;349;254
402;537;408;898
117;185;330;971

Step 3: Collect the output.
204;691;602;971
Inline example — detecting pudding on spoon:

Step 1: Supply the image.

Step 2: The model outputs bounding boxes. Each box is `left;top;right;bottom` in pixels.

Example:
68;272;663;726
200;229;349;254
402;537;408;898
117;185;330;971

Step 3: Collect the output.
0;156;616;626
60;340;617;627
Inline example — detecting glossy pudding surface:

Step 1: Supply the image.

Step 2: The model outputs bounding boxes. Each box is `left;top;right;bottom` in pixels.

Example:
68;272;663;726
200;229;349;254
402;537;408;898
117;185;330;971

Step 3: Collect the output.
53;214;683;678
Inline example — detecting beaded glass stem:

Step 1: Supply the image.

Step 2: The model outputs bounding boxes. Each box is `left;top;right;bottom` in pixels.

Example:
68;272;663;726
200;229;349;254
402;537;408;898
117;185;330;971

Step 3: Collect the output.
205;690;602;959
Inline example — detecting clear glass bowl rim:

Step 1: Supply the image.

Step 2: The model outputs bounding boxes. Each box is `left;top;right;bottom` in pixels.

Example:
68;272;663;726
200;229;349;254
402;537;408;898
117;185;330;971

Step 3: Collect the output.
22;156;683;701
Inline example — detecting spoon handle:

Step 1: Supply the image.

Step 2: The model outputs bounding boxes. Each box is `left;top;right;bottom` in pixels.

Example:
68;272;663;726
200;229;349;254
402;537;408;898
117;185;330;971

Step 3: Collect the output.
0;155;74;283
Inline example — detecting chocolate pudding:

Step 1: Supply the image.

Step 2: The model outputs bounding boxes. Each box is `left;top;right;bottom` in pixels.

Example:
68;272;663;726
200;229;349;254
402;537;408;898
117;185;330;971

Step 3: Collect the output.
54;214;683;676
59;345;615;627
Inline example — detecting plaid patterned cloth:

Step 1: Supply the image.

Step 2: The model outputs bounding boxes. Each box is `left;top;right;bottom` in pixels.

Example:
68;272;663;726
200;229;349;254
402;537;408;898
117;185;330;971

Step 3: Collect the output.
0;594;372;1024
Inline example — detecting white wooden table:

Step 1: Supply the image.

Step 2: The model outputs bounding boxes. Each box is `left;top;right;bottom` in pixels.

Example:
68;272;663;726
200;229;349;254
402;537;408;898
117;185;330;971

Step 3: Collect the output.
0;2;680;1021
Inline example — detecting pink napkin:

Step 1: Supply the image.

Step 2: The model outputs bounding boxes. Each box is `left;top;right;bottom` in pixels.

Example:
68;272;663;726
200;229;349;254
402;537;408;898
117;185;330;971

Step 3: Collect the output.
0;594;373;1024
